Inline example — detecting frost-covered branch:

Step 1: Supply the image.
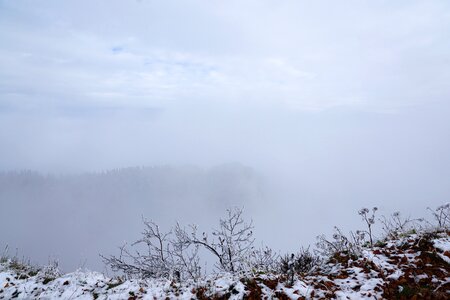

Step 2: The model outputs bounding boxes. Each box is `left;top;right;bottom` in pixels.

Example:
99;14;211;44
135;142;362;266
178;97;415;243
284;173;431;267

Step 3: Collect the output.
101;219;201;281
179;207;255;273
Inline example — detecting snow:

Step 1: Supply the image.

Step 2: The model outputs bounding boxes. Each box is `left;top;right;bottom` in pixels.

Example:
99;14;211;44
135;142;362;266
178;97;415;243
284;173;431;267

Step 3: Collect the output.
1;231;450;299
433;237;450;264
332;266;384;300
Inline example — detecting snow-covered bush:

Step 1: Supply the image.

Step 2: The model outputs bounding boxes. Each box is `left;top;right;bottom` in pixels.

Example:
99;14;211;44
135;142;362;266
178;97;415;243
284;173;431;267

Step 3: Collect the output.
101;219;201;281
317;204;449;261
247;245;279;273
428;203;450;229
279;247;320;285
316;226;366;259
38;259;61;280
175;207;255;273
103;207;255;280
0;246;40;278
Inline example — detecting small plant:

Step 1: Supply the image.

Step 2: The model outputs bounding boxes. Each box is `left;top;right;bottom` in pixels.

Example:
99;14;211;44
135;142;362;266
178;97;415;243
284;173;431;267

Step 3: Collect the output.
358;207;378;248
427;203;450;230
379;211;424;239
0;245;8;264
280;247;320;284
248;245;278;274
316;226;365;259
38;259;61;280
0;246;41;279
279;253;295;285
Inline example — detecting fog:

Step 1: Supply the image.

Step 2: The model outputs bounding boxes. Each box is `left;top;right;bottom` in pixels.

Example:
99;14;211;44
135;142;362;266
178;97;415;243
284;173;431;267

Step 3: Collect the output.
1;0;450;272
0;165;267;271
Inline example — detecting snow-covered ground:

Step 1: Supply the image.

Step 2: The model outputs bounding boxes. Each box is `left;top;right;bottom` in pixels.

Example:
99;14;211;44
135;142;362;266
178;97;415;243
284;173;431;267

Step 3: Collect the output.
1;231;449;299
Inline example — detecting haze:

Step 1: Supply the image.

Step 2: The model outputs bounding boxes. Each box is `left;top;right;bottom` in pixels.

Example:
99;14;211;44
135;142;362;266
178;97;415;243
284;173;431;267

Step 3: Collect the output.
1;0;450;272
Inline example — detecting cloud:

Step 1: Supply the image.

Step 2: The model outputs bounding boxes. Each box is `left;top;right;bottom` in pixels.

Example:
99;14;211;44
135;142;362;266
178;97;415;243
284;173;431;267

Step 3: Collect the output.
0;1;450;172
1;0;449;115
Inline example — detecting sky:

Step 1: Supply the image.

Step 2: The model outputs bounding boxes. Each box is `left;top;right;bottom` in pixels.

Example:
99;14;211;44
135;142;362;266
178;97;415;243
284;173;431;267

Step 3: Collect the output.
1;0;450;271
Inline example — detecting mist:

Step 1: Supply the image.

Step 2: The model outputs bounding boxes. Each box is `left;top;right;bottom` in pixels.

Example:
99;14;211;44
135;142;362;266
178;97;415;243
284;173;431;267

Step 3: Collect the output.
1;0;450;273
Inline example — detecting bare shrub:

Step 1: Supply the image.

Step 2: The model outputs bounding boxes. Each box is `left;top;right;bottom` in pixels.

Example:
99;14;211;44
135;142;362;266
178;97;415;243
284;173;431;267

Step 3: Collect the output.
102;207;254;279
317;207;378;259
379;211;424;239
38;259;61;280
247;245;279;273
0;245;40;278
101;219;201;281
427;203;450;230
316;226;366;259
177;207;255;273
279;247;320;285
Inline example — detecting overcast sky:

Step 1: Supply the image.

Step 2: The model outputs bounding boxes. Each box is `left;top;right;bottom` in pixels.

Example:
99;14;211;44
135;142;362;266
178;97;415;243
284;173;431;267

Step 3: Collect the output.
1;0;450;171
1;0;450;269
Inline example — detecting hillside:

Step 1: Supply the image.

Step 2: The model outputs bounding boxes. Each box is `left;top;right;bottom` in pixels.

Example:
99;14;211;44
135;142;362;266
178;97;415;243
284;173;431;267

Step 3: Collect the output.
1;230;449;299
